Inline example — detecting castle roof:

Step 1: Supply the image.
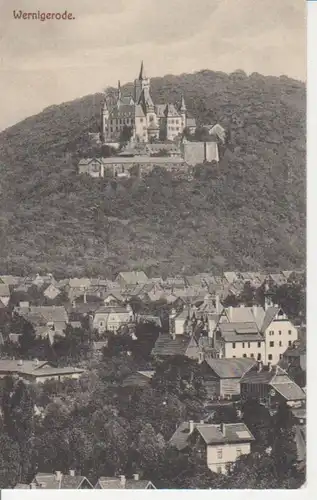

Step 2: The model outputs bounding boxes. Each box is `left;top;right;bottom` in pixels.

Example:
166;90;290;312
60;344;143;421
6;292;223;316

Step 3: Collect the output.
164;104;180;117
109;104;135;118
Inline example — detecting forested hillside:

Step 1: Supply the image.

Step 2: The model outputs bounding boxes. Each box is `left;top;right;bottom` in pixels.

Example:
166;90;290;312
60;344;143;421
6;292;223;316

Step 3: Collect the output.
0;70;305;278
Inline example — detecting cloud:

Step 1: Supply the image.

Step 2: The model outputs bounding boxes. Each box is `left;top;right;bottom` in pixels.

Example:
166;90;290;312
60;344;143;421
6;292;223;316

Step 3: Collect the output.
0;0;305;130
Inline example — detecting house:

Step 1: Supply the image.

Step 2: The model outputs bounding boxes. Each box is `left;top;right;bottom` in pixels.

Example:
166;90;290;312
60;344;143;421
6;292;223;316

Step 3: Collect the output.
0;283;10;306
151;334;200;361
170;421;254;474
95;474;156;489
261;306;298;365
122;370;155;388
201;358;257;400
14;305;68;337
0;360;84;384
240;363;306;409
212;305;298;365
116;271;148;287
213;306;266;361
91;305;133;333
24;471;93;489
103;292;125;306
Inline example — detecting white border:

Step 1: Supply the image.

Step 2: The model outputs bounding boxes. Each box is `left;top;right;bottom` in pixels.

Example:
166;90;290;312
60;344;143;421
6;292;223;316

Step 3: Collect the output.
1;2;313;499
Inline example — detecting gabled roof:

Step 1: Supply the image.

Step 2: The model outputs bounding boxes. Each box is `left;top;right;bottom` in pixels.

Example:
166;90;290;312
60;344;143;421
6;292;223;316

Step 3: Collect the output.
204;357;257;379
170;422;254;451
96;477;155;489
151;334;198;357
240;365;287;385
261;306;284;331
117;271;148;285
270;379;306;401
33;473;93;489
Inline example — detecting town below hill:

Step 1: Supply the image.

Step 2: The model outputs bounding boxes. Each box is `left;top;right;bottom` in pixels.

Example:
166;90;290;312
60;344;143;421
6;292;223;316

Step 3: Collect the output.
0;268;306;489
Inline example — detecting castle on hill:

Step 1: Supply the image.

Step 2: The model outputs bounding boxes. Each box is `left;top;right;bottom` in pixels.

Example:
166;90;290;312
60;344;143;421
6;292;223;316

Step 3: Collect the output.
100;62;196;144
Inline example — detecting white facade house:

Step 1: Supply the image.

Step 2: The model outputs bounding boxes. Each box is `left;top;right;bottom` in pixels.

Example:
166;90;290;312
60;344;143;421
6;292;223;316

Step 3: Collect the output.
213;305;298;365
262;306;298;365
91;305;133;333
170;421;254;475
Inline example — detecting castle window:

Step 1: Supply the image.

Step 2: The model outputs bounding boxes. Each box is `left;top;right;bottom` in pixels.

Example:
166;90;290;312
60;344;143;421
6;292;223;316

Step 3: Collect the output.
268;354;273;360
279;341;282;347
257;342;261;348
140;118;143;123
257;353;261;360
269;341;274;347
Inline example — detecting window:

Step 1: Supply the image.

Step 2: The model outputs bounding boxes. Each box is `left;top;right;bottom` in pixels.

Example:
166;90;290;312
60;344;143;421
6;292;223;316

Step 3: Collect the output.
269;330;274;336
279;330;282;335
279;354;283;359
268;354;273;361
288;330;292;335
232;355;236;358
140;118;143;123
279;341;282;347
288;340;292;347
269;341;274;347
217;449;222;459
232;342;236;349
257;353;262;360
248;342;251;348
243;354;247;358
236;448;242;458
258;342;261;348
242;342;245;348
216;466;222;474
250;353;254;358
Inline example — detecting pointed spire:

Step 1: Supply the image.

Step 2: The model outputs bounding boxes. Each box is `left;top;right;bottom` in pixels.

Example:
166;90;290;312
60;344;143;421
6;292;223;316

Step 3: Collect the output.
139;60;145;80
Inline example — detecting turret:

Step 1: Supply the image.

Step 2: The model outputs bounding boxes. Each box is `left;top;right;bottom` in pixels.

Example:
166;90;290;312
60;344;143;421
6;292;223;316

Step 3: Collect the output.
180;95;187;130
101;97;110;139
117;80;122;107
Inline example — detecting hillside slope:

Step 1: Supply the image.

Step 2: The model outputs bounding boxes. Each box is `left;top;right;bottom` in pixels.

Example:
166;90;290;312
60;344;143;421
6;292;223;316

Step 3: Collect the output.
0;70;305;278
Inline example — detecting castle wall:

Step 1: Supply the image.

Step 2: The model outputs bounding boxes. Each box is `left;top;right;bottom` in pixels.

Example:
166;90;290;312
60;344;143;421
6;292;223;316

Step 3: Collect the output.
182;141;219;166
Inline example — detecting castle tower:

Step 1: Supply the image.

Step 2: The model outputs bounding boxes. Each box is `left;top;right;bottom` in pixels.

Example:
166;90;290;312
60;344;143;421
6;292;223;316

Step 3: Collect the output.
101;97;110;140
180;95;187;130
117;80;122;107
134;61;150;102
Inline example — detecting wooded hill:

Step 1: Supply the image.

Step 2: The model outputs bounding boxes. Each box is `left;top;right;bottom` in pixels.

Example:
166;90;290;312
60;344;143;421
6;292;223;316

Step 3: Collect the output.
0;70;305;278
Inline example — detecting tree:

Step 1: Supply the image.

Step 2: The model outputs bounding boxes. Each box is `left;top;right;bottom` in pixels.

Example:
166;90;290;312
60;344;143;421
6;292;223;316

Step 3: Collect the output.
151;355;207;403
119;126;133;145
212;405;240;424
269;402;299;479
2;379;35;482
241;398;272;451
0;433;21;488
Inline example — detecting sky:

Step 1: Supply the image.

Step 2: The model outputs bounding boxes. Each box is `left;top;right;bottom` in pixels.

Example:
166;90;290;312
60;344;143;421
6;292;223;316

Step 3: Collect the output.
0;0;306;131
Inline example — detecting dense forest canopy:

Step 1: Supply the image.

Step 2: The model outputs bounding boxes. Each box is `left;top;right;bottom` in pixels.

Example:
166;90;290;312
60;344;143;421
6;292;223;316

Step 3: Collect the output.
0;70;305;278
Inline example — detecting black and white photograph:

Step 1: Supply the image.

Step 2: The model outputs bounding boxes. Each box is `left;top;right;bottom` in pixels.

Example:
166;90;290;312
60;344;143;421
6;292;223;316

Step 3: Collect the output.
0;0;306;491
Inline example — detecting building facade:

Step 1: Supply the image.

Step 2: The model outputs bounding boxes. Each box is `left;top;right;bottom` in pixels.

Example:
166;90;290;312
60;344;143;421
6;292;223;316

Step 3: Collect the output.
100;62;196;143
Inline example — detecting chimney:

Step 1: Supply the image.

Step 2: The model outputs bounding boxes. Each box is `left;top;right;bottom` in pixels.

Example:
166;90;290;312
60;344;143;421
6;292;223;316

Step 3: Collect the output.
30;483;37;489
257;361;263;372
268;362;272;372
55;471;62;481
69;470;75;477
189;420;195;434
18;360;23;366
171;331;176;340
252;305;257;318
120;475;126;487
200;419;205;424
133;474;139;481
220;423;226;436
83;291;87;304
